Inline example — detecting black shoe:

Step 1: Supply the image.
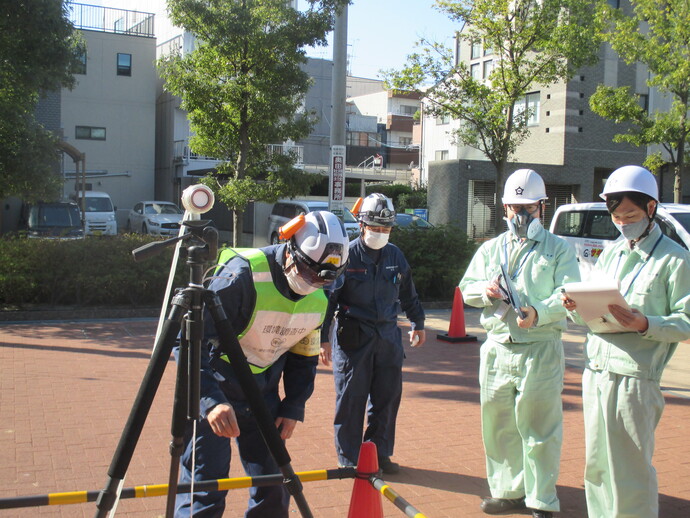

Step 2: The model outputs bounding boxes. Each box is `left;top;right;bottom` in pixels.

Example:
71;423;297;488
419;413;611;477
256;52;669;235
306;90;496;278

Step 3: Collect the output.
531;510;553;518
378;456;400;475
480;497;526;514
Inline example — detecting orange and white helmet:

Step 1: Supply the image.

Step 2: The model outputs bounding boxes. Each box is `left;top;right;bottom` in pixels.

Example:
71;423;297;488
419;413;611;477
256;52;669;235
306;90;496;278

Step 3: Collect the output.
282;211;349;285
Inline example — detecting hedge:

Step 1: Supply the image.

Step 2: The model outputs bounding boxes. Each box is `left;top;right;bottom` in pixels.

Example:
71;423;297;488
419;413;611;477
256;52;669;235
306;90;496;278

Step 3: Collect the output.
389;224;478;302
0;226;478;308
0;235;187;308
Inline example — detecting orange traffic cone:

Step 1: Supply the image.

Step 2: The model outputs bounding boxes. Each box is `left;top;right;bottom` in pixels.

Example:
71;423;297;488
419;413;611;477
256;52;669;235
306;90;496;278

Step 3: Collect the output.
437;286;477;343
347;442;383;518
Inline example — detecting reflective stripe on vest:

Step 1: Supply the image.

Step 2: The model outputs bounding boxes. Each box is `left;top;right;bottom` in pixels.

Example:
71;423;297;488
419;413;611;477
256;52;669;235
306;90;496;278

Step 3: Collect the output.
216;248;326;373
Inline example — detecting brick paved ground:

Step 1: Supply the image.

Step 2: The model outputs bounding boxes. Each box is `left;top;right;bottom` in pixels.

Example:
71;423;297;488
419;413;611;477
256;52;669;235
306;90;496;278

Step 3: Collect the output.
1;309;689;517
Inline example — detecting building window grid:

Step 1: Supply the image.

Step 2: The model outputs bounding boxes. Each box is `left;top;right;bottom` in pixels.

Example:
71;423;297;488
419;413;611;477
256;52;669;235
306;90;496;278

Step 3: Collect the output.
75;126;106;140
117;53;132;76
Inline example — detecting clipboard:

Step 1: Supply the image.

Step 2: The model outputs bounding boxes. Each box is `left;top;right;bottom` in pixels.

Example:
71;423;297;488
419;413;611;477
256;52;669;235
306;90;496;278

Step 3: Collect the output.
499;263;527;319
562;280;632;333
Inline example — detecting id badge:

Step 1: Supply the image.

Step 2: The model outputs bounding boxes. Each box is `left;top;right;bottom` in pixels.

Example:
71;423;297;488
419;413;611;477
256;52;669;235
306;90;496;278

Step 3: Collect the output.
494;301;510;320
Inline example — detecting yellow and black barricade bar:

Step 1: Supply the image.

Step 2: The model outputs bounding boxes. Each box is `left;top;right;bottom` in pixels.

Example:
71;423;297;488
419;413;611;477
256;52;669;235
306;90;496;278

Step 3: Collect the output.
369;474;428;518
0;467;356;510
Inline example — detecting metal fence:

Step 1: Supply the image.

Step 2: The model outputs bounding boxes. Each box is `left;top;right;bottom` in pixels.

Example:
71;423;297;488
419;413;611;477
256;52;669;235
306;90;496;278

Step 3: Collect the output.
68;3;154;37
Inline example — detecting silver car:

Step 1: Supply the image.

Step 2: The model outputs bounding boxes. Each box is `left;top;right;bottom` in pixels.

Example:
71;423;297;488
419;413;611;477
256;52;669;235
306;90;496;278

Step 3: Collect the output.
127;201;184;237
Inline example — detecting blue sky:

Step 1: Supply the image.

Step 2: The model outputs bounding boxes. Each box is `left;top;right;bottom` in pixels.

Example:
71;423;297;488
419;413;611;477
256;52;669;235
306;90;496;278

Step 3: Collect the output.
90;0;460;80
305;1;460;79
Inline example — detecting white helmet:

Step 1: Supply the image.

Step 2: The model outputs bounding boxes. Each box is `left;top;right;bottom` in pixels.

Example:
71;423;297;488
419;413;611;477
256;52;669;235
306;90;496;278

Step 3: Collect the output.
287;211;349;284
357;193;396;227
600;165;658;201
502;169;547;204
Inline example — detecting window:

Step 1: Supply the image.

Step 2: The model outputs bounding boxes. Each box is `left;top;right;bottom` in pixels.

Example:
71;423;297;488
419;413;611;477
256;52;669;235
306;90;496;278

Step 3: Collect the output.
483;43;493;57
471;40;481;60
75;126;106;140
436;113;450;125
482;59;493;79
399;137;412;147
400;105;417;116
435;150;449;160
514;92;540;126
638;93;649;113
73;49;87;75
470;63;481;80
346;131;377;147
117;53;132;76
607;0;620;7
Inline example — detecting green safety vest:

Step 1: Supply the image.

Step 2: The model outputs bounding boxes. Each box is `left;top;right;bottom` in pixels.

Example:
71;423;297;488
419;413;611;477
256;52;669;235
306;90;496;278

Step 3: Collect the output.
216;248;327;373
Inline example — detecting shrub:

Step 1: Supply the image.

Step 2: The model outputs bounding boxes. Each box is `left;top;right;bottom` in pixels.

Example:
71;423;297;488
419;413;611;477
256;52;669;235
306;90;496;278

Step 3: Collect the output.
389;225;478;302
0;235;188;308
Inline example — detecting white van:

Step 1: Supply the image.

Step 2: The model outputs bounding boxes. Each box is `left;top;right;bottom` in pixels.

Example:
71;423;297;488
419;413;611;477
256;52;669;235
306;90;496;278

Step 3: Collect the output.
74;191;118;236
550;202;690;277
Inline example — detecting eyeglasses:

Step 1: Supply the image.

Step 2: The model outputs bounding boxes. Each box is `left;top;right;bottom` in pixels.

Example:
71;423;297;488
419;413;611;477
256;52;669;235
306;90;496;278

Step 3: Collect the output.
507;204;540;214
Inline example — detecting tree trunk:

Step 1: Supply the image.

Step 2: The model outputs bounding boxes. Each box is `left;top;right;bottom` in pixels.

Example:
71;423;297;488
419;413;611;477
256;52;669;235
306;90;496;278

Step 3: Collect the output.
233;209;245;248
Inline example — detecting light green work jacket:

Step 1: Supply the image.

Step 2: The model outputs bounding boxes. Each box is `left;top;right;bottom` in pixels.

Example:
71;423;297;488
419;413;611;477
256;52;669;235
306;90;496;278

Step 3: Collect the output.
575;224;690;381
459;225;580;344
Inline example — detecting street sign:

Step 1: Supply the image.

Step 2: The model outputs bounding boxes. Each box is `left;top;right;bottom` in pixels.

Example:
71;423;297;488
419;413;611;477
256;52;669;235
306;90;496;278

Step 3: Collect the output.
329;145;346;215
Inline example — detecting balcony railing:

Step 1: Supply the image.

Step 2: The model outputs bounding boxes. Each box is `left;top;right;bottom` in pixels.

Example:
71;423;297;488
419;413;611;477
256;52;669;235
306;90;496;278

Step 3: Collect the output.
68;3;154;37
173;141;304;168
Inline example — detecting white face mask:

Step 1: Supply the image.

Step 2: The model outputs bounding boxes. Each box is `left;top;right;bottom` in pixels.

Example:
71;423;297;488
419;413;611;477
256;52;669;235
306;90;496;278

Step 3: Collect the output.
362;229;389;249
284;264;318;296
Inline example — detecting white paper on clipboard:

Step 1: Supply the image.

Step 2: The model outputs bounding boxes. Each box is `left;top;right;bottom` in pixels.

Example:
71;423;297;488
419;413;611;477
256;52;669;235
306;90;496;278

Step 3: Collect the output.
562;280;632;333
499;263;527;319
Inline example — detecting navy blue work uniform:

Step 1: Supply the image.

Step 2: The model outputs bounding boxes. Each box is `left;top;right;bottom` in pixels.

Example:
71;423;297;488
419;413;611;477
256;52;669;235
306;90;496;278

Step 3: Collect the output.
174;245;320;518
321;237;425;466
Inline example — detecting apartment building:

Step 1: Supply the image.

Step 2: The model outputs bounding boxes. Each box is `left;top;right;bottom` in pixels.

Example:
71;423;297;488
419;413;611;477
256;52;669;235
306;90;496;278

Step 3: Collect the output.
35;3;157;229
424;4;648;237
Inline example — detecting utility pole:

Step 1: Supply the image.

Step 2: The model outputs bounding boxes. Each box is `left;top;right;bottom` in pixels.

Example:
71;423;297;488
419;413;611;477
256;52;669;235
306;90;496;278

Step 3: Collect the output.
329;3;348;216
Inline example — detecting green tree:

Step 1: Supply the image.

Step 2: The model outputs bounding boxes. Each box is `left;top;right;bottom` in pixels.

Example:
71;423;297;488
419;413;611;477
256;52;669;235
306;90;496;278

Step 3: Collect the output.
387;0;602;235
160;0;347;246
0;0;83;201
589;0;690;202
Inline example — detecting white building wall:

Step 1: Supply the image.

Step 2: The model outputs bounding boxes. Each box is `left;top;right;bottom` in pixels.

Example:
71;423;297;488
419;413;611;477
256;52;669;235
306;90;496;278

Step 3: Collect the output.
61;29;157;225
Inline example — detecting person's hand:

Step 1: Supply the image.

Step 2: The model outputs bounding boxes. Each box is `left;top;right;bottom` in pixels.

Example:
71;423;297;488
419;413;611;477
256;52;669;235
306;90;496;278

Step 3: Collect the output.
275;417;298;440
562;292;576;311
320;342;332;366
409;330;426;347
609;304;649;333
486;278;503;299
207;403;240;438
517;306;537;328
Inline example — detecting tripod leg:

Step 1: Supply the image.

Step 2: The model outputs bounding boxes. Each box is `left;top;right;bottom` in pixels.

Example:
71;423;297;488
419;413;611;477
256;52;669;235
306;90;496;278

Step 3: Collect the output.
94;303;186;518
164;333;189;518
204;292;314;518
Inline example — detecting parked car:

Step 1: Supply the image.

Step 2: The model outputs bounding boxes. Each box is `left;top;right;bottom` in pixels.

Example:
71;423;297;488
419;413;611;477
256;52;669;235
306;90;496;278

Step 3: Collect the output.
127;201;184;237
72;191;117;236
25;201;84;239
267;200;360;244
550;202;690;277
395;213;434;229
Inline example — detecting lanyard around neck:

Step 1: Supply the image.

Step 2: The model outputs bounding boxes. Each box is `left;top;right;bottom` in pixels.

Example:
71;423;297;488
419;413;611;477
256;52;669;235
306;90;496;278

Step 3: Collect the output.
615;234;663;297
503;237;537;280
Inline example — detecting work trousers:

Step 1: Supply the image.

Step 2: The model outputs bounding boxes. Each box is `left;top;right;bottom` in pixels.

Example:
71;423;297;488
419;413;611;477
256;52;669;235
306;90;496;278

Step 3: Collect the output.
479;338;564;512
332;326;404;466
175;406;289;518
583;368;664;518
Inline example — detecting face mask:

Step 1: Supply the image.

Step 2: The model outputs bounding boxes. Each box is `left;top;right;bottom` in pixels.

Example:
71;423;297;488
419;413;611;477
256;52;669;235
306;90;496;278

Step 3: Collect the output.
505;208;542;240
362;229;389;250
615;216;650;241
284;264;318;296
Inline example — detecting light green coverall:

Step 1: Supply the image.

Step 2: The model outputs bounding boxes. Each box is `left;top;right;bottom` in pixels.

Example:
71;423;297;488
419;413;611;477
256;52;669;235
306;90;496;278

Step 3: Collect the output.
459;225;580;512
573;224;690;518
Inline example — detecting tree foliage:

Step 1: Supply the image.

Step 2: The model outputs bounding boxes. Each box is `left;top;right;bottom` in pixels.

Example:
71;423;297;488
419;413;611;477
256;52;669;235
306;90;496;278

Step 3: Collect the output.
159;0;348;246
589;0;690;202
0;0;83;201
387;0;602;234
